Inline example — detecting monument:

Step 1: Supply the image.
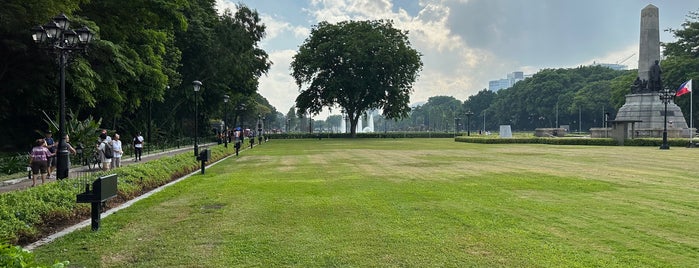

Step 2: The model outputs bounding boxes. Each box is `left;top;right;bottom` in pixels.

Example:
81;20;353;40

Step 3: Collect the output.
611;4;691;139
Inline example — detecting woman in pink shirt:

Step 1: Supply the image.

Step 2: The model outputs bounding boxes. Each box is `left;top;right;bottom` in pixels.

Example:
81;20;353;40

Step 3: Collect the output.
29;138;54;186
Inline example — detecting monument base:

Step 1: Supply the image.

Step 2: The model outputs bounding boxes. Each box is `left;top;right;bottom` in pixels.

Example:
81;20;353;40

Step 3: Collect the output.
534;128;566;137
591;127;695;139
614;93;691;137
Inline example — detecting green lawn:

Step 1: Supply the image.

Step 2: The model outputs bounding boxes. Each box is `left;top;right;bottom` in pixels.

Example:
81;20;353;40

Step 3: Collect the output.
34;139;699;267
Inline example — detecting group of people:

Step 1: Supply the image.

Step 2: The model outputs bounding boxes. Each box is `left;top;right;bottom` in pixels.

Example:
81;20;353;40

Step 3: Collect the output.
28;131;78;186
28;129;145;186
97;130;144;171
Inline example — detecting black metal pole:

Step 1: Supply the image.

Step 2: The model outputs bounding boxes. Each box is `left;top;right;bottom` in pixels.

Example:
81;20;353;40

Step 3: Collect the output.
147;99;152;145
467;115;471;136
194;90;199;156
90;202;100;231
660;98;670;149
56;51;69;180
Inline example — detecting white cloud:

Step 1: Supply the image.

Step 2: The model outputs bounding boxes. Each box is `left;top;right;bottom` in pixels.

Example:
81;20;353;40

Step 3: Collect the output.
221;0;692;120
215;0;237;14
258;49;299;114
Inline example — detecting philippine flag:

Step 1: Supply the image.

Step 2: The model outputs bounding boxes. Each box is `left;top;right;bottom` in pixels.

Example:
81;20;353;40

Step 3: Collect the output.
676;79;692;97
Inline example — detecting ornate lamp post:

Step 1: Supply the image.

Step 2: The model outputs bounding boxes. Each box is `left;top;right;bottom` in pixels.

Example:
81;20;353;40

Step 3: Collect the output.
193;80;202;156
223;94;229;148
659;87;674;150
31;14;93;180
257;114;263;144
454;117;461;137
465;111;474;136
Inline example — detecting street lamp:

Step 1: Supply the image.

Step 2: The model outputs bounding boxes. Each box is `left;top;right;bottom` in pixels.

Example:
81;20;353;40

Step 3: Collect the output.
659;87;674;150
257;114;263;144
31;14;93;180
454;117;461;137
193;80;202;156
223;94;229;148
465;111;474;136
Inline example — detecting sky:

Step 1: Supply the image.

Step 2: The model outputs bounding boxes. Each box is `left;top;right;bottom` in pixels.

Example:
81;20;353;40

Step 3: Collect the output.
215;0;698;119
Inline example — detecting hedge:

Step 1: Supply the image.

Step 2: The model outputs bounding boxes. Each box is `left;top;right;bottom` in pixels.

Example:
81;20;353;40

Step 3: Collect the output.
455;136;694;146
0;145;233;245
267;132;455;139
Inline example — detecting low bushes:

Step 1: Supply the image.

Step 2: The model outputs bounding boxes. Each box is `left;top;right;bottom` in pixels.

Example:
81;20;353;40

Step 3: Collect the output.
268;132;455;139
0;145;233;245
455;136;693;146
455;136;618;145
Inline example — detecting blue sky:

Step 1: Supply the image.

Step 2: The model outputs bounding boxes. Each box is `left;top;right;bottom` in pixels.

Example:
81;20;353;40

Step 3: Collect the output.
215;0;698;119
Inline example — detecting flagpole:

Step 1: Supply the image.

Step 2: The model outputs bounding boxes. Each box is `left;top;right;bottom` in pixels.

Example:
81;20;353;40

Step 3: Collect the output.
691;86;694;145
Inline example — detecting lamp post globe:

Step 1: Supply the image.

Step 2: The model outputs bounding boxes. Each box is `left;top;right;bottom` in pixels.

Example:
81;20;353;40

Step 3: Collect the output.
31;14;93;180
193;80;202;156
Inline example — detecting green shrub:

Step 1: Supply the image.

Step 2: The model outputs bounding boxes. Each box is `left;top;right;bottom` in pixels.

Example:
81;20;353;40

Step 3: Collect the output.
0;240;69;268
455;136;618;146
0;145;234;245
267;132;455;139
0;154;29;175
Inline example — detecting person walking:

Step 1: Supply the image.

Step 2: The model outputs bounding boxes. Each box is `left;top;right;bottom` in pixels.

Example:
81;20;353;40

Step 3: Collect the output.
98;133;112;171
44;130;57;179
112;133;123;168
29;139;53;186
63;134;77;171
133;132;144;161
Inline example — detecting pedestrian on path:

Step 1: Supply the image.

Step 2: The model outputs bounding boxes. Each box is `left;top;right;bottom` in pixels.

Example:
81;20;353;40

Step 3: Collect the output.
133;132;144;161
29;139;53;187
98;133;112;171
44;130;57;179
112;133;123;168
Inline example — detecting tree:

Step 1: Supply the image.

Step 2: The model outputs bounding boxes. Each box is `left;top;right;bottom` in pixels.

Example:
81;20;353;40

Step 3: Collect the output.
291;20;423;137
662;10;699;126
326;115;343;132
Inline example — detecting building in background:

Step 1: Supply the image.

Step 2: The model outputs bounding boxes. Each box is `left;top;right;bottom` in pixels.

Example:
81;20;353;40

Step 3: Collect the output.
488;71;527;92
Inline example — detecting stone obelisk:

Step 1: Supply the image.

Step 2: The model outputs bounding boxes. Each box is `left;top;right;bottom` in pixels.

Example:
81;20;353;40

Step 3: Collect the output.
638;4;660;82
611;4;690;139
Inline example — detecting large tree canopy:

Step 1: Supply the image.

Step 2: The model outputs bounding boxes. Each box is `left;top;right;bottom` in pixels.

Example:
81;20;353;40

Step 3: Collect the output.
0;0;271;150
661;10;699;126
291;20;422;137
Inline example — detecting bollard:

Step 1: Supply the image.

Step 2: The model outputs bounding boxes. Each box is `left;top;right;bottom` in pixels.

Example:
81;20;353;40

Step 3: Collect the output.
196;149;210;174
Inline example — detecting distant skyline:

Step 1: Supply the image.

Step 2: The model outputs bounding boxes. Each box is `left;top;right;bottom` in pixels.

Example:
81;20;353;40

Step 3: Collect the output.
215;0;698;119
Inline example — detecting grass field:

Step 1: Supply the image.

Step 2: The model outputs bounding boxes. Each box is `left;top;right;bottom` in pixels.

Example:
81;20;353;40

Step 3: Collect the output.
33;139;699;267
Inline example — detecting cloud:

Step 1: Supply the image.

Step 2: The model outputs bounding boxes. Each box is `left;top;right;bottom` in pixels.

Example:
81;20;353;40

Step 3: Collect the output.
218;0;692;120
258;50;299;113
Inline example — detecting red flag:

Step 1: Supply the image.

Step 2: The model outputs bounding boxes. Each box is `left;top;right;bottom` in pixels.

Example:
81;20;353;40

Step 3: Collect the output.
676;80;692;97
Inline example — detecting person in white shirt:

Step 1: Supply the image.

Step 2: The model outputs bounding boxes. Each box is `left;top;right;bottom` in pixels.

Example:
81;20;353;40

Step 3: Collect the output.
112;133;123;168
98;133;112;171
133;132;144;161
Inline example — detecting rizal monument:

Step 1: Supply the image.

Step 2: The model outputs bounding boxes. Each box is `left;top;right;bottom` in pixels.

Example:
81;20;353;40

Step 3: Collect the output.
603;4;693;141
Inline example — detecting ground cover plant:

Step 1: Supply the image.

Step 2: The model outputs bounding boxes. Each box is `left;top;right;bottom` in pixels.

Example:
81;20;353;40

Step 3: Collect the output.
32;139;699;267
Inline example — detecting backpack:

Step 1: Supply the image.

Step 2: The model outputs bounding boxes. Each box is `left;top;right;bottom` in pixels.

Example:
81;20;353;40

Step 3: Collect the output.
102;141;113;159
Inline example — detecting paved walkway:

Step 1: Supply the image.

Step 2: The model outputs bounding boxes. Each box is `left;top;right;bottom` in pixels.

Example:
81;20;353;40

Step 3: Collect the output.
0;144;217;194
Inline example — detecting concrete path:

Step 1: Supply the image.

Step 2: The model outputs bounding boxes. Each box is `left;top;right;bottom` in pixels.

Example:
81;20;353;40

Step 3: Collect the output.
0;144;215;194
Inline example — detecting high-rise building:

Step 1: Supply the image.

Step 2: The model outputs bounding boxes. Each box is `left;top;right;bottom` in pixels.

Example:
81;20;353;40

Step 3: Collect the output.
489;71;527;92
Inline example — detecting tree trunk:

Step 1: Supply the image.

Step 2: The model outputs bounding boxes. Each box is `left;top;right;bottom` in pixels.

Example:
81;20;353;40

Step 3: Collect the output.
349;115;359;138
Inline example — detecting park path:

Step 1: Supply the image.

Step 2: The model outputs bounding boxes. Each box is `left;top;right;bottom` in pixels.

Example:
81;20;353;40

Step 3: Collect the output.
0;144;214;194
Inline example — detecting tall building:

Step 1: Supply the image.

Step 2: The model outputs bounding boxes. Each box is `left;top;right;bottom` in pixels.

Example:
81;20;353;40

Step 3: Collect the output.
488;71;526;92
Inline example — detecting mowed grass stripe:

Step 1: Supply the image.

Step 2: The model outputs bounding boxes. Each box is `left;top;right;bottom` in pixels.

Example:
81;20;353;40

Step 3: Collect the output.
34;139;699;267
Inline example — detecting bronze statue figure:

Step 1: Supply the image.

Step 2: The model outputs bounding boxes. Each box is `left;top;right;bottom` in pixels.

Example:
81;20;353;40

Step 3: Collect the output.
648;60;661;92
